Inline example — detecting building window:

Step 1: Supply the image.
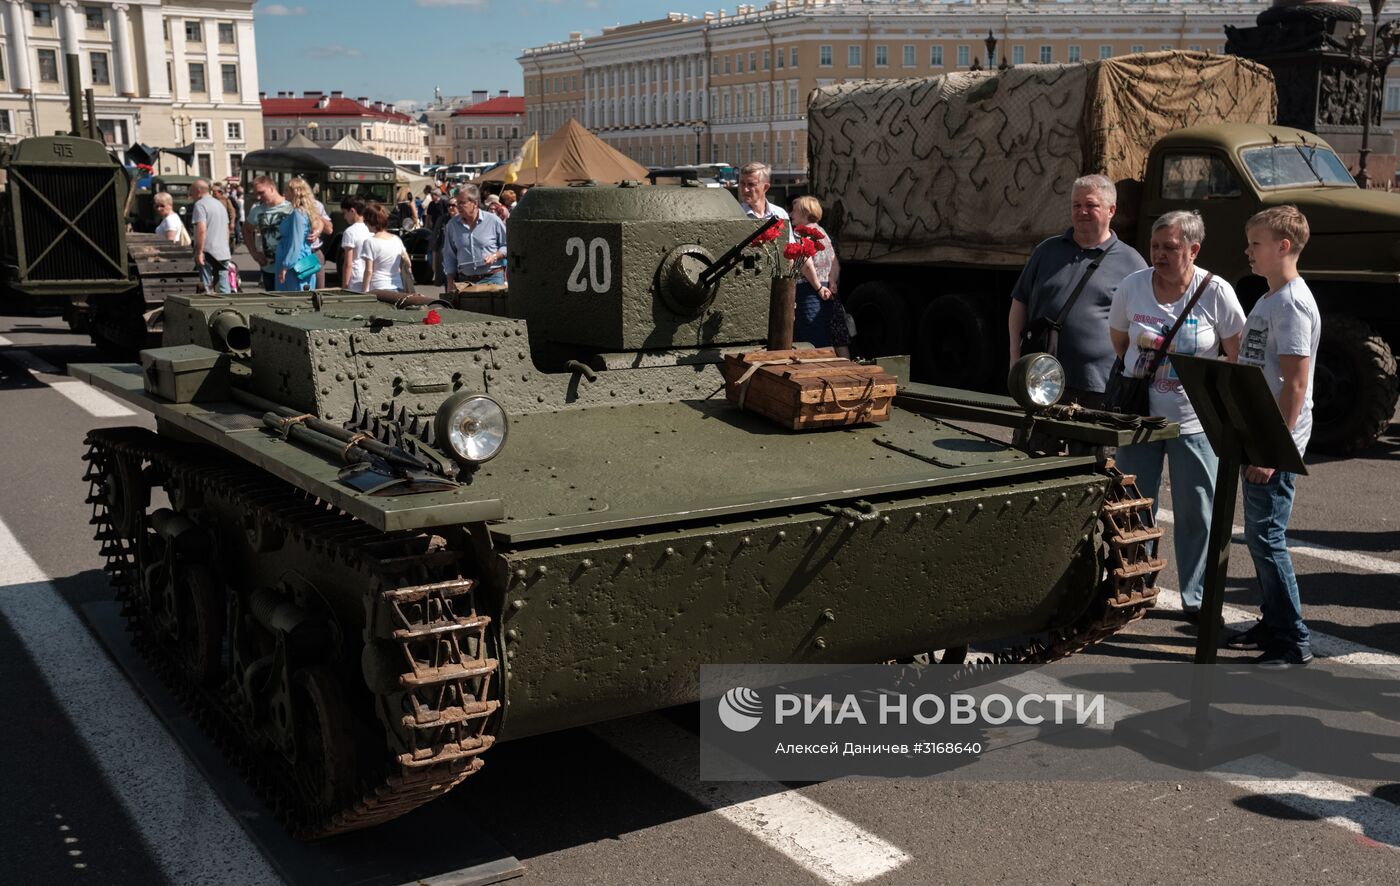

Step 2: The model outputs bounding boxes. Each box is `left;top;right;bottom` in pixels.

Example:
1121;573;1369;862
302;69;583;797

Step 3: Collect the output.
37;49;59;82
1130;45;1144;54
790;47;798;67
957;45;969;68
226;120;243;141
1189;45;1202;52
819;45;832;67
188;62;206;92
84;5;103;29
1100;45;1113;59
874;45;888;67
1160;44;1173;51
723;55;731;74
197;152;212;179
90;52;109;85
0;110;11;134
193;120;211;141
903;45;915;67
221;64;238;94
219;22;235;45
848;45;861;67
1068;45;1081;63
1012;46;1025;65
749;51;756;72
1387;84;1400;113
776;48;785;70
496;126;503;138
1040;46;1052;64
229;153;242;178
33;4;52;27
186;21;203;42
512;126;519;138
930;46;944;67
763;50;771;70
466;127;473;139
789;86;798;115
0;52;5;80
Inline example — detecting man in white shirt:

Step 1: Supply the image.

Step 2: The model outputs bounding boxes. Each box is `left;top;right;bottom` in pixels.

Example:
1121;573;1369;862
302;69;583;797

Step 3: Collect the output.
338;197;372;291
737;161;792;238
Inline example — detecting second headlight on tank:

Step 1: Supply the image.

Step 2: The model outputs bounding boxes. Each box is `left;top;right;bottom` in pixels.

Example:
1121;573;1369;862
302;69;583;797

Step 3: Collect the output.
435;392;509;465
1007;353;1066;412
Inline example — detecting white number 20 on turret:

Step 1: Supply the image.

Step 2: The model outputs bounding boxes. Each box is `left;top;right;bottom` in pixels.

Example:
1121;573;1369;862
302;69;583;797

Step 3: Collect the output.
564;236;612;293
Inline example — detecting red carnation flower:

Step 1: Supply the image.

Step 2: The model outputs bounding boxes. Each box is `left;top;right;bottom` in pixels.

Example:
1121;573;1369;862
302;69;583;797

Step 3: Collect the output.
423;309;442;325
753;221;784;244
783;242;804;260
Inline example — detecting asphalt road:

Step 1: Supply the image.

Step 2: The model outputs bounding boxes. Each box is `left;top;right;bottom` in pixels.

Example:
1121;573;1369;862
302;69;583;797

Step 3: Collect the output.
0;307;1397;886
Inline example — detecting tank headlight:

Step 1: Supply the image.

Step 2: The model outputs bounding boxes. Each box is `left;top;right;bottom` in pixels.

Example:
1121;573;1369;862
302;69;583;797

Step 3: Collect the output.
1007;353;1065;412
435;392;508;465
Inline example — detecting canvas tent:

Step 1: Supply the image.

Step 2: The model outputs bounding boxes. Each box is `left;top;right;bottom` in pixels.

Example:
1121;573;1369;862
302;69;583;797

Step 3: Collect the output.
477;118;649;186
279;132;318;148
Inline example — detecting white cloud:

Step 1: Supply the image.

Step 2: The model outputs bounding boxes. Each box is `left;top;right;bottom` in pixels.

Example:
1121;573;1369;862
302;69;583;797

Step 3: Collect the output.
260;4;307;15
304;44;364;59
416;0;487;7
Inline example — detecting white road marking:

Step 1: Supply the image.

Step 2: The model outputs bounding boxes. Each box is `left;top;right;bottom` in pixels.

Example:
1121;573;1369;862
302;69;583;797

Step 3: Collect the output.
592;713;911;885
0;346;135;418
1002;670;1400;850
1153;587;1400;669
1158;508;1399;576
0;518;280;885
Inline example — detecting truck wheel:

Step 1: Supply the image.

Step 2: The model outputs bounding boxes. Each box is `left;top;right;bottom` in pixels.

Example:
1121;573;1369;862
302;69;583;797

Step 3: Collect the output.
1310;315;1399;456
845;282;911;357
914;293;997;391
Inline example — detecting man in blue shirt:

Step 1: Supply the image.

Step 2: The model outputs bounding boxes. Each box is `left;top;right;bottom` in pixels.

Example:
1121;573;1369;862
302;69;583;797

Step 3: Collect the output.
442;184;508;290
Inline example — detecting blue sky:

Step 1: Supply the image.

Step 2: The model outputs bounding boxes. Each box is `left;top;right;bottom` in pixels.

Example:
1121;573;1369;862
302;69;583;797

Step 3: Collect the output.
255;0;675;109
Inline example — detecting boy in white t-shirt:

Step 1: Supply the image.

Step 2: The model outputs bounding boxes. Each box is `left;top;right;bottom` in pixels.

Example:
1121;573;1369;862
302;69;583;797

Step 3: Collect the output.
1225;205;1322;668
338;197;372;291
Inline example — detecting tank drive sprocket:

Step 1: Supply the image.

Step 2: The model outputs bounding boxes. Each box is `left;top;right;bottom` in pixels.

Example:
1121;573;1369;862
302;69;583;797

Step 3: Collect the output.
83;426;501;838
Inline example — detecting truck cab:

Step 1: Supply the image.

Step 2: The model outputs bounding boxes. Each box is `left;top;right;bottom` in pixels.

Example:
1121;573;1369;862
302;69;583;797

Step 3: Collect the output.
1139;124;1400;453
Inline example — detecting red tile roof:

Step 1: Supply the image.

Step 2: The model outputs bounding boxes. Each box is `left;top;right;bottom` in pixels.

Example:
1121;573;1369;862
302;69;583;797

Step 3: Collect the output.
451;96;525;117
261;96;415;124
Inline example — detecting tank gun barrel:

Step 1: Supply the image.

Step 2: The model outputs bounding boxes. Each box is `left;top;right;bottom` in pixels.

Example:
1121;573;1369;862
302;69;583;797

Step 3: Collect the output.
696;215;782;290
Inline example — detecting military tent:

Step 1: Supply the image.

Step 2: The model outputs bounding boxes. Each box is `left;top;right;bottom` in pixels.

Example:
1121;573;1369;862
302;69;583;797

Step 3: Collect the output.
477;118;649;186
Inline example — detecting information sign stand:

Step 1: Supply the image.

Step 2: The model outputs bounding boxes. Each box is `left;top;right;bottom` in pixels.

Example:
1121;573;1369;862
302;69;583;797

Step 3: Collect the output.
1113;353;1307;769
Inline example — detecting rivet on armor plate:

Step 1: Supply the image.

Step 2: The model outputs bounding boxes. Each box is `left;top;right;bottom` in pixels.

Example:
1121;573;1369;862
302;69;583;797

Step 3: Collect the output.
510;599;525;610
1032;496;1041;505
812;525;822;536
975;503;984;512
623;552;634;563
387;334;395;341
1005;500;1013;509
514;568;527;579
536;565;549;576
506;629;519;641
881;516;891;525
664;547;675;557
474;354;482;362
1061;492;1069;501
334;373;344;381
846;520;855;530
740;536;751;546
321;387;330;395
821;609;836;623
582;558;594;568
814;637;827;650
777;530;787;540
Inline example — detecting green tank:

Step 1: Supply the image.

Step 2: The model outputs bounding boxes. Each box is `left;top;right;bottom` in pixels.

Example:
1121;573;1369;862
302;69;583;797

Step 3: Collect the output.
71;184;1174;837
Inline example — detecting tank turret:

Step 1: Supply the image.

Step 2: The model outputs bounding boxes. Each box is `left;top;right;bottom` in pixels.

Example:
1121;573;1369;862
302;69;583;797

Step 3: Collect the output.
506;182;772;360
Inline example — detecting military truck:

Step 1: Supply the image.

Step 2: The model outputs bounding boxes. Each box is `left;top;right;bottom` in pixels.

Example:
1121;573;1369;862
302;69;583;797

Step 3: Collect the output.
811;51;1400;455
0;54;202;350
71;184;1172;835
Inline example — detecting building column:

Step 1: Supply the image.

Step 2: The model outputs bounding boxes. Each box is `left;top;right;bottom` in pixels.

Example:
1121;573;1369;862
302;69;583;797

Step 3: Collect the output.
235;19;258;102
5;0;33;93
204;17;222;103
138;2;169;98
168;14;187;102
110;3;137;97
58;0;87;88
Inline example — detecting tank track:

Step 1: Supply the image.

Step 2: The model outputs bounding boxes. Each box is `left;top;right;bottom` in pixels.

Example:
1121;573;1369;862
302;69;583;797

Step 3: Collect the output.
83;426;500;838
969;461;1164;666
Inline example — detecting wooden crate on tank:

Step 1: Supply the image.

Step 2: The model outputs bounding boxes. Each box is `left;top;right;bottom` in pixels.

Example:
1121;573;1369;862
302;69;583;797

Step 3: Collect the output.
720;348;896;430
451;282;509;317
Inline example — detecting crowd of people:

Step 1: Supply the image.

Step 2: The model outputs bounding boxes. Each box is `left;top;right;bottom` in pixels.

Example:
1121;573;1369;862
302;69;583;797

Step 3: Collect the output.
1008;175;1320;669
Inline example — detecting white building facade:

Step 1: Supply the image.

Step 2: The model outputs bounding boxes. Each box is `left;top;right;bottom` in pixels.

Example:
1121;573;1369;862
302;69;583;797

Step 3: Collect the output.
0;0;262;178
521;0;1296;181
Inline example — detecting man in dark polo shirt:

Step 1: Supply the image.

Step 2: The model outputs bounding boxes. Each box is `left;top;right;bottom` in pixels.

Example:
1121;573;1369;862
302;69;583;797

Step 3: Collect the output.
1007;174;1147;407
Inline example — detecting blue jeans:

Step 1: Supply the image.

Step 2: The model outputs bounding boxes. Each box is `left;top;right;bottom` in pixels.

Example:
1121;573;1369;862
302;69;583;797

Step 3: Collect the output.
1115;431;1218;611
1243;470;1309;653
794;280;834;348
455;270;504;286
198;254;233;293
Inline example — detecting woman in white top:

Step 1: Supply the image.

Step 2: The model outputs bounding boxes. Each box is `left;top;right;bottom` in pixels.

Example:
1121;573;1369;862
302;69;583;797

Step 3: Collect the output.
153;192;188;245
1108;209;1246;623
356;202;411;293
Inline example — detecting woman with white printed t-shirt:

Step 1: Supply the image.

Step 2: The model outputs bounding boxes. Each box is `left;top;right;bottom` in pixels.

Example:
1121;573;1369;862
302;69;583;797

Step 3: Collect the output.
356;202;411;293
1108;210;1246;623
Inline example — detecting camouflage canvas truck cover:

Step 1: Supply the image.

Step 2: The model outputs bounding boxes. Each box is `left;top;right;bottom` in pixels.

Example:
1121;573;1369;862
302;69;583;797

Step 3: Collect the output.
808;51;1277;267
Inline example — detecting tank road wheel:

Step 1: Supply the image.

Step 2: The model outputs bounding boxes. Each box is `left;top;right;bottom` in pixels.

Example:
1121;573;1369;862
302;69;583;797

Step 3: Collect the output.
913;293;997;391
845;282;912;358
291;667;358;818
1310;315;1399;456
100;451;150;539
177;565;226;686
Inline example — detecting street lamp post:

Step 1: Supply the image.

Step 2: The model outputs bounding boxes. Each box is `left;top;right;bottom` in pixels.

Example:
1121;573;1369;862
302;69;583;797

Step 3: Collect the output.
984;31;999;72
693;123;703;164
1353;0;1400;188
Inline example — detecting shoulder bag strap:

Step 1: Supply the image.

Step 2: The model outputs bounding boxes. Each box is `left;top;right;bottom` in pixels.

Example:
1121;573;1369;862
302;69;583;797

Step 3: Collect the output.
1142;272;1214;378
1044;241;1115;329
